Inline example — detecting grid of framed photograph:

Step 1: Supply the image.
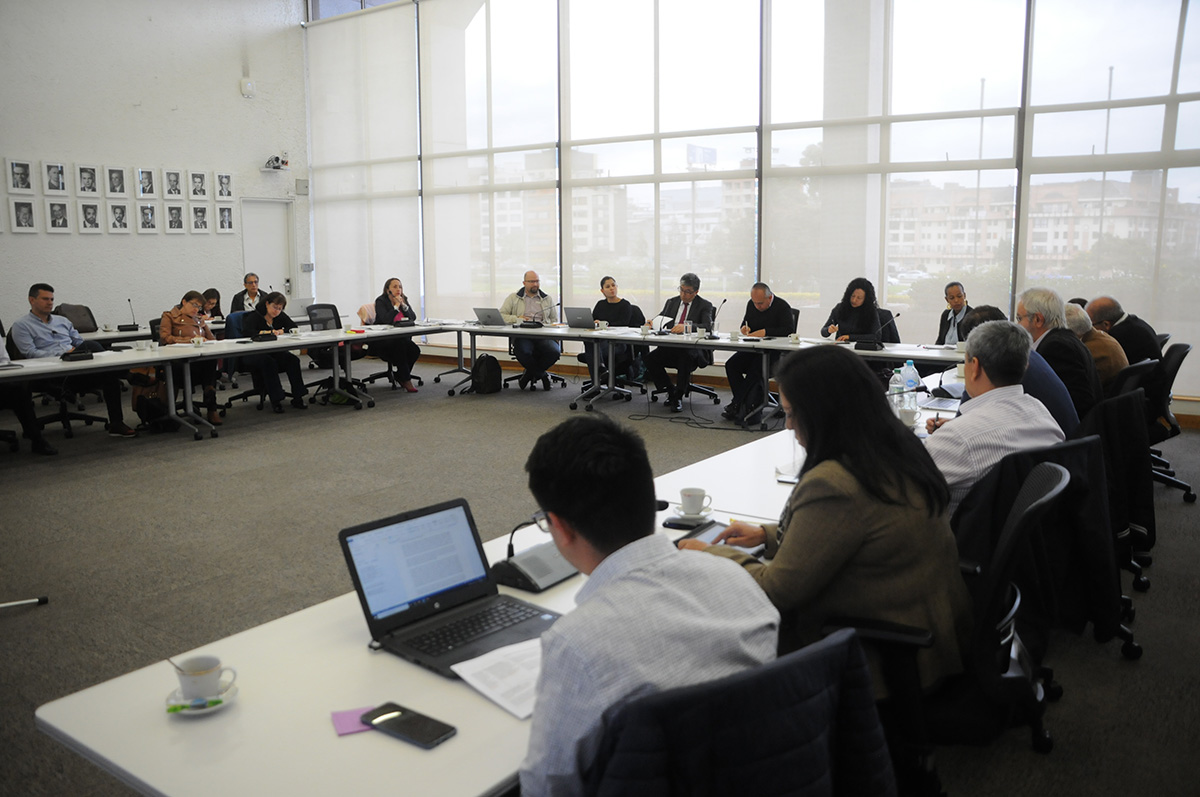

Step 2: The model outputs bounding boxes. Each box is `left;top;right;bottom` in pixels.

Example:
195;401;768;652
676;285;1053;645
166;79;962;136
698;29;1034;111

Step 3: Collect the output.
4;157;237;236
78;200;102;234
45;199;72;232
9;197;37;231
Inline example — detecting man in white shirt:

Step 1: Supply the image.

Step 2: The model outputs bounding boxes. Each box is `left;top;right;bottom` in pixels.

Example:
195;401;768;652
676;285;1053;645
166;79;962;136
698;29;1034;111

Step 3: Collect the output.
520;415;779;797
926;320;1064;514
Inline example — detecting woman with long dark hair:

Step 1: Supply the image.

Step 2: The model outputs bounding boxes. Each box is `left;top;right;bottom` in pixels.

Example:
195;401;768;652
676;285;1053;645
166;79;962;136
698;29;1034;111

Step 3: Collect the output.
679;345;970;696
368;277;421;392
819;277;898;343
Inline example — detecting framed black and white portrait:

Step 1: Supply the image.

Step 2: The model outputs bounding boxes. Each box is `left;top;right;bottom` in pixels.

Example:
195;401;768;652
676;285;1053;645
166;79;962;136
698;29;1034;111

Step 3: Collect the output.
215;172;234;201
135;168;158;199
7;158;34;195
188;170;209;199
76;164;100;196
163;168;184;197
78;200;102;234
216;205;235;234
107;201;131;233
164;203;186;235
9;198;38;232
43;162;68;195
137;202;159;234
45;199;72;233
105;166;129;198
190;204;210;233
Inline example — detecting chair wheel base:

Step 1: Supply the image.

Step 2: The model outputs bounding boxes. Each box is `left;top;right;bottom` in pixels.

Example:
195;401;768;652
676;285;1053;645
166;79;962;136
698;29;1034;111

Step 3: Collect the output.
1121;641;1143;660
1185;491;1197;503
1133;576;1150;592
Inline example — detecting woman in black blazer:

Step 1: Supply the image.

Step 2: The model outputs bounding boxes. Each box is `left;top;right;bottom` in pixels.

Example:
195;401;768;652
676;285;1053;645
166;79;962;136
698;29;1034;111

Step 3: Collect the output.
242;292;309;413
368;277;421;392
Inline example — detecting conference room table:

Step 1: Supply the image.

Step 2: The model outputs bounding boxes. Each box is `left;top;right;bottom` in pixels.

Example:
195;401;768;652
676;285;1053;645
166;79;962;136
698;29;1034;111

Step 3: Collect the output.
34;458;778;797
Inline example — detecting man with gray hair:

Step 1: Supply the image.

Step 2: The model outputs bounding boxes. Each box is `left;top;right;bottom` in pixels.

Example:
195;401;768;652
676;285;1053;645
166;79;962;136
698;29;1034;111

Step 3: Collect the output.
926;320;1065;514
1016;286;1103;419
643;272;714;412
1065;302;1127;392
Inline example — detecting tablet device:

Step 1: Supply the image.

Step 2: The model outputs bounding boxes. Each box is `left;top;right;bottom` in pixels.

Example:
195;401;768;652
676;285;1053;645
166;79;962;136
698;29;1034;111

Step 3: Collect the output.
676;520;766;557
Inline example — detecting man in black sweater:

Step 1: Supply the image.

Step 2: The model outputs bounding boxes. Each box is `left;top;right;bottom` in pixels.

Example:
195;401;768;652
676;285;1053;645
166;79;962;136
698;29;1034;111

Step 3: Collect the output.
722;283;794;426
1085;296;1162;365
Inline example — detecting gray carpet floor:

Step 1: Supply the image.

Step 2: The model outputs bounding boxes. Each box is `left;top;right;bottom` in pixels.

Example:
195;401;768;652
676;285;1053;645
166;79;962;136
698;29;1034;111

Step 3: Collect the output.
1;357;1196;796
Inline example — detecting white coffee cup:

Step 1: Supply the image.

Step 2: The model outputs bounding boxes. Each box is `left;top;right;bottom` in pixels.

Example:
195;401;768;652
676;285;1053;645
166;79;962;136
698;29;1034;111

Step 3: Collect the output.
899;407;919;427
956;341;968;352
135;340;149;351
103;324;114;332
789;333;800;343
730;328;740;342
288;328;299;336
955;362;966;378
680;487;711;516
595;320;609;330
175;655;237;700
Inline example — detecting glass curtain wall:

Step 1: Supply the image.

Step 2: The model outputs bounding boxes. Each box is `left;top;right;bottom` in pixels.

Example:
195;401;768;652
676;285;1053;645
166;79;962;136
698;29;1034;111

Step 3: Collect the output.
307;0;1200;394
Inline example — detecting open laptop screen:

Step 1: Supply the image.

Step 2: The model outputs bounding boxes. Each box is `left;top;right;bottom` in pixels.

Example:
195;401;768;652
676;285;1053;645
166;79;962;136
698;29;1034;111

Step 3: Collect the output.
344;503;489;622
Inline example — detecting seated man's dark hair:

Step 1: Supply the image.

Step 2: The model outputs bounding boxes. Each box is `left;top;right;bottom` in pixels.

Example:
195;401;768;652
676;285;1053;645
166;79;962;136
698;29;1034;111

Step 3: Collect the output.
29;283;54;297
679;272;701;292
957;304;1007;340
525;415;656;555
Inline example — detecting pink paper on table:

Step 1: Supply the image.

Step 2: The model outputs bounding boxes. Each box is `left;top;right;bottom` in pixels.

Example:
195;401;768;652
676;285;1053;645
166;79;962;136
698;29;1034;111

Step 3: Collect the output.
332;706;377;736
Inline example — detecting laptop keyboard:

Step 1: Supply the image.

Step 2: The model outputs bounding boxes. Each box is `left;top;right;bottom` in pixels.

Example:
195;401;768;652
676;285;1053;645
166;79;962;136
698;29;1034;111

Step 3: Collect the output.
406;598;543;657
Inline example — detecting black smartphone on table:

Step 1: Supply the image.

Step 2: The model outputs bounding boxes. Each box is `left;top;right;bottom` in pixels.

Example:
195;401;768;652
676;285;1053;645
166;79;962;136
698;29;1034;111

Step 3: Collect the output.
360;702;457;749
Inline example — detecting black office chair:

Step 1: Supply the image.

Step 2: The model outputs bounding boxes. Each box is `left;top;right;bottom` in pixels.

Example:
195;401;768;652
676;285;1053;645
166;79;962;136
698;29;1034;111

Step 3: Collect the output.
644;330;721;406
218;311;271;411
576;305;646;401
52;303;99;334
583;628;896;797
829;463;1071;796
304;303;373;409
1146;343;1195;502
1106;358;1158;399
1155;332;1171;349
355;301;426;391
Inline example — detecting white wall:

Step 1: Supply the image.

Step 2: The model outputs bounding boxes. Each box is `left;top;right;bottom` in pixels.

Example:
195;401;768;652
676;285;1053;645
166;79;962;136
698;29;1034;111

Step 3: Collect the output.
0;0;310;327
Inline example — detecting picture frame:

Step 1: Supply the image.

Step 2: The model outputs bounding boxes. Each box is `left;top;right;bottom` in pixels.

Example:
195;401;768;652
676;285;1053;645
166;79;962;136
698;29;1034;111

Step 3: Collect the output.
187;170;209;200
135;168;158;199
162;168;184;198
7;158;34;194
104;166;129;198
45;199;72;233
43;161;68;195
9;198;38;232
136;202;159;234
215;205;235;233
189;203;210;233
76;164;101;196
215;172;234;201
164;203;186;234
78;200;103;234
107;201;131;233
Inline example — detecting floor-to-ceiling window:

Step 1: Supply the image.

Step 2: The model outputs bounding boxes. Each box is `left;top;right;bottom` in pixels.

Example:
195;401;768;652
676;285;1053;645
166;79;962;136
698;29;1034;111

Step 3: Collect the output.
307;0;1200;394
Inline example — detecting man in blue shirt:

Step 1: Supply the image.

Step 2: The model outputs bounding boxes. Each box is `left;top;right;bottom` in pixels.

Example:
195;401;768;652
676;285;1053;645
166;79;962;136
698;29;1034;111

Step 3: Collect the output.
10;283;137;438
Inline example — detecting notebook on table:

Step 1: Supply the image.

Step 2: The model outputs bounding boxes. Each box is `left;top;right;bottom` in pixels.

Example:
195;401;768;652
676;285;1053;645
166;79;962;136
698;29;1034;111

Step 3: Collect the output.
339;498;560;678
472;308;508;327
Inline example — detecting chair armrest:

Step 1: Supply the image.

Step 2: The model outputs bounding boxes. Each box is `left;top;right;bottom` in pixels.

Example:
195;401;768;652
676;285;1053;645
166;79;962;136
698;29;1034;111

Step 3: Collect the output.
959;559;981;576
822;616;934;649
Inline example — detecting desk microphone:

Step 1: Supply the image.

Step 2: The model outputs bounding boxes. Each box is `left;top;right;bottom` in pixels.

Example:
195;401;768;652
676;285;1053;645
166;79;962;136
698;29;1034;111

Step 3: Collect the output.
854;312;901;351
705;299;727;339
490;520;577;593
118;298;140;332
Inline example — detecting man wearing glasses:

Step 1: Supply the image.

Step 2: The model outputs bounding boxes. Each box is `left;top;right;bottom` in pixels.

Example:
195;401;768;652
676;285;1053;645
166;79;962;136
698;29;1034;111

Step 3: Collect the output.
1016;287;1102;420
9;283;137;438
643;272;714;412
519;415;778;795
500;270;561;390
231;273;265;313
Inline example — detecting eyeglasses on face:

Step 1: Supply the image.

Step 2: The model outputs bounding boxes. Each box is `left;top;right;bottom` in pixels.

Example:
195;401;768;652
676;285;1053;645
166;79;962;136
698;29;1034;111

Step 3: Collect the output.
531;510;552;534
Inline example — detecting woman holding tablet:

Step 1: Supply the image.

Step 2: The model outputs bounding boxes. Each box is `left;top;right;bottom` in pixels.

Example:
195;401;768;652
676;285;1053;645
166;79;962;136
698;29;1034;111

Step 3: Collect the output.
679;345;970;698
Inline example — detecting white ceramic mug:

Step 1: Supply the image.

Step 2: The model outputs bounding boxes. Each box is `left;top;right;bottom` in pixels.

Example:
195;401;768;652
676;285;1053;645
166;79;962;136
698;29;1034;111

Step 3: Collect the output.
103;324;114;332
176;655;237;700
899;407;919;427
680;487;711;516
135;340;149;351
595;320;609;330
956;341;968;352
730;328;740;342
788;333;800;343
955;362;966;378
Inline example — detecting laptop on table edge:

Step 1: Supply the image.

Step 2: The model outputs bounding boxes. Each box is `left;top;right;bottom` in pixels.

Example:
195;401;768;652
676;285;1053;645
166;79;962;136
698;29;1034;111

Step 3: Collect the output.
339;497;560;678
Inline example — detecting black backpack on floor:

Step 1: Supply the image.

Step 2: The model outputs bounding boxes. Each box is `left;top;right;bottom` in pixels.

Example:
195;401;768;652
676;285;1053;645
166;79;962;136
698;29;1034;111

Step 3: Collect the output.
468;354;502;394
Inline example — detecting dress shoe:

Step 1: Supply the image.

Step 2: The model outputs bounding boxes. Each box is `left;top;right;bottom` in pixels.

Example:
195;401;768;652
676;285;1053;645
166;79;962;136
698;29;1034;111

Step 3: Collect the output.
291;398;309;410
668;393;683;413
721;402;741;420
108;422;138;438
541;375;551;391
518;372;530;390
272;401;285;414
403;381;418;393
207;410;224;426
31;438;58;456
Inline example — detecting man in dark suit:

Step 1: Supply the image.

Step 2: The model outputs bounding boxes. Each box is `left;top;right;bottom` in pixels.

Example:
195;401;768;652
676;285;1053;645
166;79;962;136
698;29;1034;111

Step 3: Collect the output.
1086;296;1162;365
935;281;972;345
723;282;793;426
1017;287;1102;420
643;272;714;413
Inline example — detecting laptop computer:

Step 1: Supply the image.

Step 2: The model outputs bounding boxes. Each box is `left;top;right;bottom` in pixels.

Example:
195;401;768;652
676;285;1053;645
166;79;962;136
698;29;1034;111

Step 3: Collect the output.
473;308;508;327
339;498;560;678
563;307;595;329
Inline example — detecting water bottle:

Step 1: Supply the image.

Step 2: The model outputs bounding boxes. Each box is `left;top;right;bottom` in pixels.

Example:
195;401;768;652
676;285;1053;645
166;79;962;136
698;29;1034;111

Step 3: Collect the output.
901;359;921;411
888;368;905;417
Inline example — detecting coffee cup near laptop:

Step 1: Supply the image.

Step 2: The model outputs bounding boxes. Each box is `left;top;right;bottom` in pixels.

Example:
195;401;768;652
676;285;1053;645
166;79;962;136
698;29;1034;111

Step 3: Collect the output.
174;655;236;699
899;407;919;428
679;487;711;516
594;320;608;330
